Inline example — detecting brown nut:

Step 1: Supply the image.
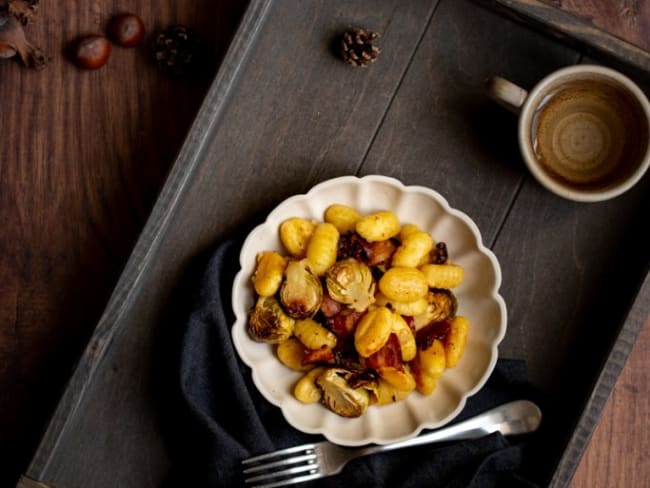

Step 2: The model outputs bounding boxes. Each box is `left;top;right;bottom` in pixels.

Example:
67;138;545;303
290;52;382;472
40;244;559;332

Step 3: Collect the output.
73;35;111;69
108;13;145;48
0;42;17;59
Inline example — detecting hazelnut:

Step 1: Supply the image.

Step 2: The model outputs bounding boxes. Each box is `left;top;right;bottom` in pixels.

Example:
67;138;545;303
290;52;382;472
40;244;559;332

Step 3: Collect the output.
108;13;145;48
0;42;17;59
73;35;111;69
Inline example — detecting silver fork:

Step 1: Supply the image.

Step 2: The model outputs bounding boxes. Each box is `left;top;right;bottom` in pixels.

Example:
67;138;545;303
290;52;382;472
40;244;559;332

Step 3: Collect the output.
241;399;542;487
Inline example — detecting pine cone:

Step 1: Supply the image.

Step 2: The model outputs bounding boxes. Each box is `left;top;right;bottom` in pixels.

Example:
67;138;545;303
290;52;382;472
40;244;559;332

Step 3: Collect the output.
153;24;203;77
340;28;381;67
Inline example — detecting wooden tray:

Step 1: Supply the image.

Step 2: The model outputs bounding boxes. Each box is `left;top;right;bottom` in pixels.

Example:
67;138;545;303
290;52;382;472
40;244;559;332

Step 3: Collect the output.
20;0;650;487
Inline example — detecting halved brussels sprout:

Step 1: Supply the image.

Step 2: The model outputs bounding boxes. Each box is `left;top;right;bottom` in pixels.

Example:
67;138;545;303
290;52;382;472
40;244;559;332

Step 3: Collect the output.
280;259;323;319
248;296;295;343
412;289;457;330
325;258;375;312
316;368;370;418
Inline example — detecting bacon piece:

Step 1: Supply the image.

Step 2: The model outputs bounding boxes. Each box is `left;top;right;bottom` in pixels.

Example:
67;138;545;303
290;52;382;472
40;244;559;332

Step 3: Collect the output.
320;291;343;317
337;232;397;266
302;345;335;365
415;319;451;351
326;309;364;338
366;239;397;266
364;334;402;370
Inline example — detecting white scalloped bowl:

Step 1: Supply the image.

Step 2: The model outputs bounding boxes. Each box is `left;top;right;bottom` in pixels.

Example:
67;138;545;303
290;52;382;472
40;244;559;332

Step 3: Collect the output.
231;175;506;446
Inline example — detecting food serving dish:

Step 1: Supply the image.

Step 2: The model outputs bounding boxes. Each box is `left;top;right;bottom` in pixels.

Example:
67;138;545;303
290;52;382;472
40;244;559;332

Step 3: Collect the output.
231;175;507;445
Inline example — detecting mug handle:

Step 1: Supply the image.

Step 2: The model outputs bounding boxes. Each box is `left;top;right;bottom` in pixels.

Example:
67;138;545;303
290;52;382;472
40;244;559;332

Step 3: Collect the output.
486;76;528;114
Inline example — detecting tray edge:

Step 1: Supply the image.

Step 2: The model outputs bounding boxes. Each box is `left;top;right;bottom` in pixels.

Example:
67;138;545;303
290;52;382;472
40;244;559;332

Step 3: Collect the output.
477;0;650;77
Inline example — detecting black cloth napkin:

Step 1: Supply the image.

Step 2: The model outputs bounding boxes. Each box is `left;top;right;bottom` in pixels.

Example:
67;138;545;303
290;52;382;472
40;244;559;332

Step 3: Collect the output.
168;239;541;488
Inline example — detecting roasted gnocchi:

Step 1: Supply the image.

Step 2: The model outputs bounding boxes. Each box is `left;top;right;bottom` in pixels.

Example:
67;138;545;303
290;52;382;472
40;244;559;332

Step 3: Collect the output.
247;204;469;418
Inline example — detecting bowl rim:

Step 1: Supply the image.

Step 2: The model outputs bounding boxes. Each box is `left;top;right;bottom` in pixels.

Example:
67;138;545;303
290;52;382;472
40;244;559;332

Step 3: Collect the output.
231;174;507;445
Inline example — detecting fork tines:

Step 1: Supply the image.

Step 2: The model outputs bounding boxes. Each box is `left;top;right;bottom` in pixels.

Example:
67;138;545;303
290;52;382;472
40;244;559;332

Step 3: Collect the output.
242;443;323;487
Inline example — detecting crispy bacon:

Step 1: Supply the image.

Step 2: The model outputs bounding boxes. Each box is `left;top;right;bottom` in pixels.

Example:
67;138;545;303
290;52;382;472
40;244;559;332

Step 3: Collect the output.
302;345;335;365
415;320;451;351
363;334;402;370
320;291;343;318
326;309;364;338
366;239;397;266
337;233;397;266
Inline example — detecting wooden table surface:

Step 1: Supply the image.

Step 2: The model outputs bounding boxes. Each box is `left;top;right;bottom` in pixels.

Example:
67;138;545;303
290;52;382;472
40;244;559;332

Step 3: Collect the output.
0;1;647;487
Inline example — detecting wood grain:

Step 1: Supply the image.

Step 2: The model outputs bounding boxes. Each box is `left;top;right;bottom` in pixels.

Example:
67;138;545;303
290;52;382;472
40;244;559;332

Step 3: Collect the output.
1;0;648;487
0;1;247;486
545;0;650;52
24;2;442;487
570;316;650;488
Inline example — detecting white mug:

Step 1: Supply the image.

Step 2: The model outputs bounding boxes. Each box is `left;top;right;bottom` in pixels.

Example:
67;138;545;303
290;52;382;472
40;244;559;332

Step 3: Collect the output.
489;65;650;202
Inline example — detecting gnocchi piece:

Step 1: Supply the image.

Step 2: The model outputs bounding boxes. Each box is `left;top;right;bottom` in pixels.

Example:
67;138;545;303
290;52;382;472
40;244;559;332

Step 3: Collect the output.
378;267;428;302
391;312;416;362
372;379;412;405
420;263;464;289
324;204;361;234
376;365;416;392
354;306;393;357
294;367;326;404
374;293;428;317
392;228;434;268
399;223;421;241
306;223;340;276
252;251;286;297
445;316;469;367
356;211;401;242
413;339;446;395
415;374;438;396
294;318;338;350
280;218;316;257
277;338;310;371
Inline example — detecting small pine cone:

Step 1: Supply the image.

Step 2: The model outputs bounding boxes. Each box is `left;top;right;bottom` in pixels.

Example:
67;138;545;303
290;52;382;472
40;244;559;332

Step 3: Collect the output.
153;24;204;77
340;28;381;67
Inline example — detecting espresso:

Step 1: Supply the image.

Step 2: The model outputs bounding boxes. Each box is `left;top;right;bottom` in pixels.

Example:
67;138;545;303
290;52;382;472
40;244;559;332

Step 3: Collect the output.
531;79;648;190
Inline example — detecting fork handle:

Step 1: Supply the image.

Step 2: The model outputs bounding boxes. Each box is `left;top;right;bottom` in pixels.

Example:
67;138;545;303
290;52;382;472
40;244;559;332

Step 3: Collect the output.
356;400;540;457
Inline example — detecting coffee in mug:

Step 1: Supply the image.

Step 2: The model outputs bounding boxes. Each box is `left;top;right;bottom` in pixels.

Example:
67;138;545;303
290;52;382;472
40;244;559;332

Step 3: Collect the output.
489;65;650;202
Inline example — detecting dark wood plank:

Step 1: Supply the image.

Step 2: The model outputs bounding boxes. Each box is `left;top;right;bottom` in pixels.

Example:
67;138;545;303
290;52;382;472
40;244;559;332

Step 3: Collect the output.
493;131;650;486
0;1;247;486
24;1;440;487
360;0;579;243
557;58;650;488
362;2;650;485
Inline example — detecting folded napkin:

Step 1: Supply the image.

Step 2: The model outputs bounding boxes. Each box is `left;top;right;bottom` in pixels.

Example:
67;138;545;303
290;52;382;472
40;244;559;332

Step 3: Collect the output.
166;239;540;487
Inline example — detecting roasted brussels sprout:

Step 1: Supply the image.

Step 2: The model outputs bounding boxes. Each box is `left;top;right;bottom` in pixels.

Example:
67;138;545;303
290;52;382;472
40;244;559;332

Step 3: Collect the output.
316;368;370;417
412;289;457;329
325;258;375;312
280;259;323;319
248;296;295;343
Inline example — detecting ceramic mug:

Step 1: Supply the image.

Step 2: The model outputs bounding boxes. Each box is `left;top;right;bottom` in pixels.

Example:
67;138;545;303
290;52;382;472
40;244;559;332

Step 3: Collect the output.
488;65;650;202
